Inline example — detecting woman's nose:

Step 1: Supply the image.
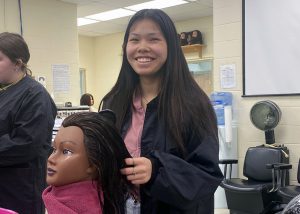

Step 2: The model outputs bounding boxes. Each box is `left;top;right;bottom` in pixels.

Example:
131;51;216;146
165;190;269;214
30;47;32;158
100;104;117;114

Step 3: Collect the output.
138;40;150;52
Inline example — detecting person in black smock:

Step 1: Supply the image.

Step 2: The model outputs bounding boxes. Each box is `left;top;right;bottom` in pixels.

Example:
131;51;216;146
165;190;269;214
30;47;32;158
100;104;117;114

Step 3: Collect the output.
101;9;223;214
0;32;57;214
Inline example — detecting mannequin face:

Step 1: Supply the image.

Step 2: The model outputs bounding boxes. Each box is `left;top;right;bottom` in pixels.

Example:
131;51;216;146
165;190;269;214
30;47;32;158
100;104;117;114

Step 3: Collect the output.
0;50;19;84
47;126;94;187
90;96;94;106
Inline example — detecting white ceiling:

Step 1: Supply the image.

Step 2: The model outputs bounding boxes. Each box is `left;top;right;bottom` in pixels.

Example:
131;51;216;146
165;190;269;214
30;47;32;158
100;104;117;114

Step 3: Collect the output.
59;0;213;37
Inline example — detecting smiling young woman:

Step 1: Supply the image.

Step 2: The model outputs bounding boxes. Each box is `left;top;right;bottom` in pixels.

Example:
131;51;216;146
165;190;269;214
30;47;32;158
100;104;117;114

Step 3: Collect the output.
101;9;223;214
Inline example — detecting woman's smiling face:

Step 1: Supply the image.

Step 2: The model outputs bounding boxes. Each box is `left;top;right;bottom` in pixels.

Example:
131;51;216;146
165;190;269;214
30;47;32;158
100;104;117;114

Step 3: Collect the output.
126;18;168;78
47;126;94;187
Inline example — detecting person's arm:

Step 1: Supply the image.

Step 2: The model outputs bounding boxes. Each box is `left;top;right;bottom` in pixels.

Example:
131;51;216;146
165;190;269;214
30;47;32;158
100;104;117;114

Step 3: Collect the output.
145;134;223;210
0;86;56;166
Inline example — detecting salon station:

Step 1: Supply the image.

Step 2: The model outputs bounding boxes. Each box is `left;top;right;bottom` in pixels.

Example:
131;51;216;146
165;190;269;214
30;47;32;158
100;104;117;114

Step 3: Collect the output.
1;0;300;213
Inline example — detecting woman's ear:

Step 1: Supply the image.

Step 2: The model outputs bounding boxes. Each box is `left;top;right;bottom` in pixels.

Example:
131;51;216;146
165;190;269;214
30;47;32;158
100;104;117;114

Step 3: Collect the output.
13;59;22;71
15;59;23;66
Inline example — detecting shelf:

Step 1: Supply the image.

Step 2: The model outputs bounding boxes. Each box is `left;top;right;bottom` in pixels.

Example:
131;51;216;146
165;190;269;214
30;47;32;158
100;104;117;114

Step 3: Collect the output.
57;105;90;111
187;59;212;75
181;44;203;58
187;57;213;62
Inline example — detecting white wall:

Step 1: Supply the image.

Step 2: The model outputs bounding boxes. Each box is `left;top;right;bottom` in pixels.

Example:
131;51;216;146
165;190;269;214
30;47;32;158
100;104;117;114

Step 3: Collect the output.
78;35;96;96
93;32;124;107
0;0;80;105
214;0;300;184
0;0;20;32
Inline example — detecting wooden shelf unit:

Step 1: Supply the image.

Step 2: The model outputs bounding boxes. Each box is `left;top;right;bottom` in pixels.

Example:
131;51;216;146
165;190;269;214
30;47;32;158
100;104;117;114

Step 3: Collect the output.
181;44;204;58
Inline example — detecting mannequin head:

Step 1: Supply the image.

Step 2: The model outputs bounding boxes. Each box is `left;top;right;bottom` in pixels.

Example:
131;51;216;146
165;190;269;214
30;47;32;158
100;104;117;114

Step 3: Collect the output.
80;93;94;106
47;125;94;186
47;110;131;213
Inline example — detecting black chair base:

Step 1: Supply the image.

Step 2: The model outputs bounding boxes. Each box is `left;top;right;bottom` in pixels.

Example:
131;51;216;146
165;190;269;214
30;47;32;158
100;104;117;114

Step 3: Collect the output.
224;189;278;214
228;201;285;214
278;186;300;204
229;210;250;214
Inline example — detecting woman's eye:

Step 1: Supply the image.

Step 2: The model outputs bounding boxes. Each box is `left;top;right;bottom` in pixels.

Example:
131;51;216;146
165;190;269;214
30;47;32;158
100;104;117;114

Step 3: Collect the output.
62;149;73;155
129;38;138;42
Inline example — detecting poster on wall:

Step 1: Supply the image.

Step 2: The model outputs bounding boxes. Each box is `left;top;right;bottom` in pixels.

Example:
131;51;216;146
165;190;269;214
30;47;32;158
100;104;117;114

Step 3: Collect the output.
220;64;236;89
52;64;70;92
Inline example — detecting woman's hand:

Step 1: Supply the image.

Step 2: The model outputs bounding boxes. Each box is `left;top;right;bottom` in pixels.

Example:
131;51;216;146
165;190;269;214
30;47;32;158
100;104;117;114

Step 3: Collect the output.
121;157;152;185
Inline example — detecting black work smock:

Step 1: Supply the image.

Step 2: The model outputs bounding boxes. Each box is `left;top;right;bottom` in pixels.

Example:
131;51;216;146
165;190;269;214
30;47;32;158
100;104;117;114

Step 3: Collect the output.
120;97;223;214
0;76;57;214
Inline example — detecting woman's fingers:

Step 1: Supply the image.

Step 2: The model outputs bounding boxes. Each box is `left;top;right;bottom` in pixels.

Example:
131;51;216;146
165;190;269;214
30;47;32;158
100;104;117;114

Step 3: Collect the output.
120;167;134;175
124;157;134;166
121;157;152;184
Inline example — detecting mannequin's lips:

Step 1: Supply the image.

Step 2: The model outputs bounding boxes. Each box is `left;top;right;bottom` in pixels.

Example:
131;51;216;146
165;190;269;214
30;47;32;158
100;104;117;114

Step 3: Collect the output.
47;168;56;176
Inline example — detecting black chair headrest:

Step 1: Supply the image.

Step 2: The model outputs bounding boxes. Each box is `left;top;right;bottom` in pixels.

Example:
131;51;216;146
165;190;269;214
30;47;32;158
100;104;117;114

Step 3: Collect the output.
244;146;288;182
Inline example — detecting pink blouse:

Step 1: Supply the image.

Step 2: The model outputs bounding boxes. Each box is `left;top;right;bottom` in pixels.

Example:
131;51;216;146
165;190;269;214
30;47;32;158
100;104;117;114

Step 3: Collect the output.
124;91;145;157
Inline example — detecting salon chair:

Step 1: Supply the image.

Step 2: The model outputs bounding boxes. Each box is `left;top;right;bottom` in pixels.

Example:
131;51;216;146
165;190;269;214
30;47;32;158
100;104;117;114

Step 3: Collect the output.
276;159;300;204
220;145;289;214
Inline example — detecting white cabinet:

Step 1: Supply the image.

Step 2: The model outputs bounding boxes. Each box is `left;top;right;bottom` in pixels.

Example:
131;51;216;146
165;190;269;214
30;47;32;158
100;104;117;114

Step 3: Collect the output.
187;58;213;95
182;44;213;96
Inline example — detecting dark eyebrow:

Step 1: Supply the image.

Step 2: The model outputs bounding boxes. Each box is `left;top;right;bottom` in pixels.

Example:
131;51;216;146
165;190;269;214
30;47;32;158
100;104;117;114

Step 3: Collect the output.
60;141;78;146
128;33;139;37
51;140;78;147
129;32;160;37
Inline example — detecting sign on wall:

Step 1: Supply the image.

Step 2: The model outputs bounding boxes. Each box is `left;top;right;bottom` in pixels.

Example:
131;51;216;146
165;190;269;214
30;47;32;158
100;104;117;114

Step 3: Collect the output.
52;64;70;93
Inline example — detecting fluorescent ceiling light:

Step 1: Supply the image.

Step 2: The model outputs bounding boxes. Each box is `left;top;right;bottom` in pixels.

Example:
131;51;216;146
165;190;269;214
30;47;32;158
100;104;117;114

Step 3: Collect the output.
86;8;135;21
77;18;99;26
126;0;188;11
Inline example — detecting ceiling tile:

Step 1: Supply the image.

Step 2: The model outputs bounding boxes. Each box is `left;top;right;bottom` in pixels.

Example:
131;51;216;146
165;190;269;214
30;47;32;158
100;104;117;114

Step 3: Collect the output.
60;0;213;36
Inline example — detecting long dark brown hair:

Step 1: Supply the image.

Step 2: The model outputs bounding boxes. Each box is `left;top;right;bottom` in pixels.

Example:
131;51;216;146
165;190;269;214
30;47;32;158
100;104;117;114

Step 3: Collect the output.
101;9;217;153
62;110;131;214
80;93;94;106
0;32;32;75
